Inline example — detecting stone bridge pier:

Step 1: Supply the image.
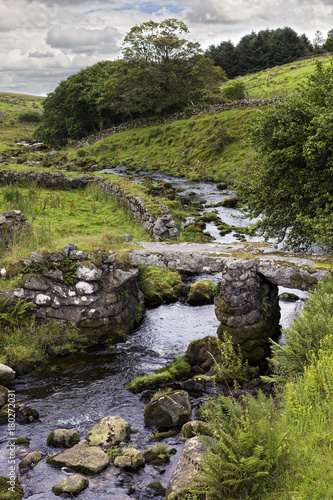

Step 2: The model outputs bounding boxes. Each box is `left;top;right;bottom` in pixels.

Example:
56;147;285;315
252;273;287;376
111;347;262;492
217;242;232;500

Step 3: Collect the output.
214;259;281;364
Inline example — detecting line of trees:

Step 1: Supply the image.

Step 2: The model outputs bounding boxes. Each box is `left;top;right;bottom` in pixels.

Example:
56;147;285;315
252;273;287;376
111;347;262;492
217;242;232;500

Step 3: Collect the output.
204;27;313;78
35;19;226;147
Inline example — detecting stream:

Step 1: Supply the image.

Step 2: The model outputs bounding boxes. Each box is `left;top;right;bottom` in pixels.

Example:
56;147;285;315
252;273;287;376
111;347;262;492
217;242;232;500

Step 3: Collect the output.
0;168;309;499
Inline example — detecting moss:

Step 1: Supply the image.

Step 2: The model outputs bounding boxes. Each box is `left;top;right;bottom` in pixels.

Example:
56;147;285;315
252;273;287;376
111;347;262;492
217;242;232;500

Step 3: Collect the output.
187;280;218;306
127;356;191;392
138;265;183;306
0;476;23;499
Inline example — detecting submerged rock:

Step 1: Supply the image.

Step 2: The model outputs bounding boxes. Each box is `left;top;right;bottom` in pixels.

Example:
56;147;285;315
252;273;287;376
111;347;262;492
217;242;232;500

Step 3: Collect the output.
144;390;192;429
46;440;109;474
52;474;89;496
86;415;131;448
47;429;80;448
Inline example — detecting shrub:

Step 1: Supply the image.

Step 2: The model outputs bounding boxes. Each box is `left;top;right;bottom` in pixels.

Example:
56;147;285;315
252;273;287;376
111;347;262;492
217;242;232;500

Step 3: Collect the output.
18;110;41;123
199;391;286;498
222;81;246;101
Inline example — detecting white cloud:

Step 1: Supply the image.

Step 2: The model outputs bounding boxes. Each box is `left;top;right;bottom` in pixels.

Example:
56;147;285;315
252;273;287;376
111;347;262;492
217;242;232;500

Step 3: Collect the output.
46;26;121;54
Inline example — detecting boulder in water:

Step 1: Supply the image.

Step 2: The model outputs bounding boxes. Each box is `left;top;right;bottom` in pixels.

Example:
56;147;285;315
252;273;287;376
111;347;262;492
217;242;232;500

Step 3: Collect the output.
187;280;217;306
47;429;80;448
46;440;109;474
144;390;191;429
114;448;145;469
19;451;43;474
52;474;89;496
86;415;131;448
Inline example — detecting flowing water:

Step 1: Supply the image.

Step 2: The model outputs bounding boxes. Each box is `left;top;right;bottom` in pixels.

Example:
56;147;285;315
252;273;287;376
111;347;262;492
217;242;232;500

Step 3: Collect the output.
0;167;309;499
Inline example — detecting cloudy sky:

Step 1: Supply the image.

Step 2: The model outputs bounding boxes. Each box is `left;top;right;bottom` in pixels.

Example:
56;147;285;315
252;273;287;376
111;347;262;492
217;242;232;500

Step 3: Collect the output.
1;0;332;96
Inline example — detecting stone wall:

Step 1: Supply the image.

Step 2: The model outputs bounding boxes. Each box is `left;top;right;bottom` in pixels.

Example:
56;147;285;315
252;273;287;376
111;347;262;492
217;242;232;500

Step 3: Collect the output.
0;209;28;245
2;244;144;343
0;170;179;241
214;258;281;364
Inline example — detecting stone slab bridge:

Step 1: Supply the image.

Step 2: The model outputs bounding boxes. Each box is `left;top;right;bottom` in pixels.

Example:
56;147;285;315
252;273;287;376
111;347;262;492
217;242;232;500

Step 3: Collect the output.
131;241;331;363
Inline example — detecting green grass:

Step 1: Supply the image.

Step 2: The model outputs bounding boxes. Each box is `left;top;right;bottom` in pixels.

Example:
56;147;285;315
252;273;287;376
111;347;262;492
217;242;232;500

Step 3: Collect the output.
0;92;44;154
0;180;151;264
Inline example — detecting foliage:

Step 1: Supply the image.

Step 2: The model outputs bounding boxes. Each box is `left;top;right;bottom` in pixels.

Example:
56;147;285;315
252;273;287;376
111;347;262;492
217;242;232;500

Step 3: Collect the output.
18;110;41;123
222;81;246;101
199;391;285;498
210;332;258;385
34;60;118;146
238;61;333;250
0;296;36;328
205;27;312;78
107;445;123;463
267;275;333;383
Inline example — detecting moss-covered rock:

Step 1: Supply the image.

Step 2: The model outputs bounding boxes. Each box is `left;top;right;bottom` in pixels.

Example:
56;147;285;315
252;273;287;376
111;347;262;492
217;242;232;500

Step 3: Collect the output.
279;292;300;302
18;451;43;474
86;416;131;448
46;440;109;474
0;475;23;499
0;385;9;408
114;448;145;469
52;474;89;496
138;265;183;306
47;429;80;448
144;390;192;429
127;356;191;393
187;280;217;306
185;336;221;371
180;420;212;439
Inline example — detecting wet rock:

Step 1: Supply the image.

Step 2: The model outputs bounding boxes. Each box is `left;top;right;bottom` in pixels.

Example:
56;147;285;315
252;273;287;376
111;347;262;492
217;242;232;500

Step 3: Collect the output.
18;451;43;474
18;405;39;423
185;336;222;372
0;385;9;407
279;292;300;302
187;280;216;306
147;481;167;496
46;440;109;474
86;415;131;448
0;363;15;385
144;448;170;465
47;429;80;448
165;437;209;499
216;182;228;190
52;474;89;496
144;390;192;429
181;420;212;439
114;448;145;469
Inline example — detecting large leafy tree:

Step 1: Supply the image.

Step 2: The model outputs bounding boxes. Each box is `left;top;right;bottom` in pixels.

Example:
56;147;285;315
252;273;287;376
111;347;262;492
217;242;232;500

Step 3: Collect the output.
237;62;333;250
100;18;226;119
35;61;118;146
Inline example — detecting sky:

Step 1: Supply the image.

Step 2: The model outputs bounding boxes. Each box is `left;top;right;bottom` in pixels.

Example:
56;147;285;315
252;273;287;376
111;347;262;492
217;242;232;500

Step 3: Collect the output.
1;0;333;96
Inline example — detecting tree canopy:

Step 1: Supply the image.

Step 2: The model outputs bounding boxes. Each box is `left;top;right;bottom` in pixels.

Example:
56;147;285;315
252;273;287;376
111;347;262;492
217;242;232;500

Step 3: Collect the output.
237;61;333;251
205;27;312;78
35;19;225;146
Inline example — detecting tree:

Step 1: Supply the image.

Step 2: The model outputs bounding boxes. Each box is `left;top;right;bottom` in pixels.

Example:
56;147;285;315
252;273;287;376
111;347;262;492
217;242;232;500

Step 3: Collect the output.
313;30;325;53
100;19;226;119
237;62;333;250
35;61;118;146
322;29;333;51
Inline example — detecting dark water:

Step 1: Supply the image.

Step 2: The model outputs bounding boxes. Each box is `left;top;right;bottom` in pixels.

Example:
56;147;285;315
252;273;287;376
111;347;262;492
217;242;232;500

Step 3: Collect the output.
0;293;306;499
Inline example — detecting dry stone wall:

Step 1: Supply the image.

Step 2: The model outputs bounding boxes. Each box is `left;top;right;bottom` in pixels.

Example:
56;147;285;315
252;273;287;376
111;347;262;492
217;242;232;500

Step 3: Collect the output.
2;244;144;343
0;170;179;241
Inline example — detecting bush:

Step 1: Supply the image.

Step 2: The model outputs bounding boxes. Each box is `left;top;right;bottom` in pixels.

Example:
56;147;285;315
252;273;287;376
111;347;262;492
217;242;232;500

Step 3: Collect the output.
222;81;246;101
199;391;285;498
18;110;41;123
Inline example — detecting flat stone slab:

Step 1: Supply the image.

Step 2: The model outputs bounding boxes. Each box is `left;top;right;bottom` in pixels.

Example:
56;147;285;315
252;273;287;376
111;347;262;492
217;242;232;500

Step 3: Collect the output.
46;440;109;474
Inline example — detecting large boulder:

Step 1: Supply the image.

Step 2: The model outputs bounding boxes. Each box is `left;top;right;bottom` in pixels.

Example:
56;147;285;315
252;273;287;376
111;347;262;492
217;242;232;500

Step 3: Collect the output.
47;429;80;448
187;280;216;306
52;474;89;496
0;363;15;385
46;440;109;474
165;437;209;499
144;390;192;429
86;415;131;448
